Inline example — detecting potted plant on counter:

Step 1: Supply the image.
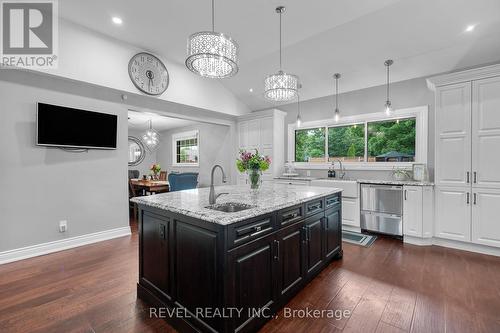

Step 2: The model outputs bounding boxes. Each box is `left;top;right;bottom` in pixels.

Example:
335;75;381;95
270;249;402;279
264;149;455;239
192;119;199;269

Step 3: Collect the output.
236;150;271;190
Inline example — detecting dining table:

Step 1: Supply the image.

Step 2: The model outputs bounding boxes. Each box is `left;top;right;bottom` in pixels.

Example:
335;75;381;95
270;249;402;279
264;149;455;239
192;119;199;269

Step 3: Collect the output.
130;179;169;195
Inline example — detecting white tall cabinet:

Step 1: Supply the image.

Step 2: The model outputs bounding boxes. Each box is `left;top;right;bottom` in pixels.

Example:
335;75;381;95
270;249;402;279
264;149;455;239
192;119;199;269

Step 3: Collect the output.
428;64;500;249
236;109;285;185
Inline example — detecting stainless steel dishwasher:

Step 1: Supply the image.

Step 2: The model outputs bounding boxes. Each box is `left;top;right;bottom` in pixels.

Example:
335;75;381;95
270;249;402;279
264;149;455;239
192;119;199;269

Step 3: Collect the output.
360;184;403;236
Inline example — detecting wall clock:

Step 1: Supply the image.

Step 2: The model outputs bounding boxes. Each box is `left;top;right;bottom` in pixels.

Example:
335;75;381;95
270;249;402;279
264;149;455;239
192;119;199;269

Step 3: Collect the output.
128;52;169;96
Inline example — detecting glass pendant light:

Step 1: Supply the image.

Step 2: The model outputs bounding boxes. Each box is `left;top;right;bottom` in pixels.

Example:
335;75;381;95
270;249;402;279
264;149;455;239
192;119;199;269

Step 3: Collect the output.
142;119;160;152
384;59;394;115
186;0;239;78
333;73;341;122
264;6;299;102
296;84;302;127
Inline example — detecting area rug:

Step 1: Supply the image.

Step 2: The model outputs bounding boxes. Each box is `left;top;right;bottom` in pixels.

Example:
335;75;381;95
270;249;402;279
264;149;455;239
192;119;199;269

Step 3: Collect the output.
342;230;377;247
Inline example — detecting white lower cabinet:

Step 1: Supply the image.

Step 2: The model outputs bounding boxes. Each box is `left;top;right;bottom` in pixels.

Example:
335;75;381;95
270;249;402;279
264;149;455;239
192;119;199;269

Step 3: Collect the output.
403;186;423;237
341;197;359;227
472;188;500;247
435;186;471;242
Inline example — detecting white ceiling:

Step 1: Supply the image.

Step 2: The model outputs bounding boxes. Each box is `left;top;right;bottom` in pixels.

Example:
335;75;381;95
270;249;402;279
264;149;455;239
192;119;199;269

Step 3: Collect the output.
128;110;198;132
60;0;500;111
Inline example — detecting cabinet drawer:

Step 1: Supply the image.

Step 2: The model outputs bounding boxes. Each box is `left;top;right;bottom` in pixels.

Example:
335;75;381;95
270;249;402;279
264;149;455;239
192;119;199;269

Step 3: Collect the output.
228;215;275;248
305;198;324;217
277;204;304;227
325;194;340;209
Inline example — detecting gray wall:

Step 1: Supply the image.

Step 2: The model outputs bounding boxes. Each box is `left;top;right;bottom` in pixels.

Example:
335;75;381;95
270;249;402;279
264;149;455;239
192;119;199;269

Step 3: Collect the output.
128;129;158;177
156;123;232;188
0;80;129;252
276;77;434;180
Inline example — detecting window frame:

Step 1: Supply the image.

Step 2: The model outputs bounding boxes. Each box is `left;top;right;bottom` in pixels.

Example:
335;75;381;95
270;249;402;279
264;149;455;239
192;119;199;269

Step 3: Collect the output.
288;106;428;170
172;130;200;167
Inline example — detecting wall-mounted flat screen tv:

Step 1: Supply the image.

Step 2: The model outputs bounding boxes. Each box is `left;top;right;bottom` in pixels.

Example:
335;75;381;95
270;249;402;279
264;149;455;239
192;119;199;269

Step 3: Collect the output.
36;103;117;149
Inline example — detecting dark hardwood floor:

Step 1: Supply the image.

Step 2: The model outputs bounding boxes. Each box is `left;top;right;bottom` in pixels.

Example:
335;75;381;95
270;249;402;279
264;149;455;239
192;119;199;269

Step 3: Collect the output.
1;219;500;333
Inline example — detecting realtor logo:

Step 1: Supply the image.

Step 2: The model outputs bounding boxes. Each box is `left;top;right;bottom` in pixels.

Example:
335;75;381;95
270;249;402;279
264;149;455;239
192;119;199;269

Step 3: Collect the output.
1;0;58;68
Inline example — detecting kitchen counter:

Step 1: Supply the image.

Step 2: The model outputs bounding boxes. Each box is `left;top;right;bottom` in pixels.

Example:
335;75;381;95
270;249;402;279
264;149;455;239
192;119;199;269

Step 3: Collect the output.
356;179;434;186
131;183;342;225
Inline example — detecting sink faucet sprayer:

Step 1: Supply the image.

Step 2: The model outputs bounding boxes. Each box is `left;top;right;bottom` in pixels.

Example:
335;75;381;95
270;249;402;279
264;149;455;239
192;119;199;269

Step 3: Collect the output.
209;165;228;204
336;159;346;179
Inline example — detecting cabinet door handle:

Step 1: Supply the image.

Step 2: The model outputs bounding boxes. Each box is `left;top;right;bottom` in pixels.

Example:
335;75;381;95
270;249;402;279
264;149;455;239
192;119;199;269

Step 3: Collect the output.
404;190;408;200
473;193;477;205
473;172;477;184
274;240;280;261
466;192;470;205
466;172;470;184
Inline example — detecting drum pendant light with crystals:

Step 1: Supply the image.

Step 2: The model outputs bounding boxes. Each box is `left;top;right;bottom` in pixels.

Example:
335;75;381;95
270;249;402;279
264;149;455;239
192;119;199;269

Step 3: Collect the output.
186;0;239;78
142;119;160;152
384;59;394;115
264;6;299;102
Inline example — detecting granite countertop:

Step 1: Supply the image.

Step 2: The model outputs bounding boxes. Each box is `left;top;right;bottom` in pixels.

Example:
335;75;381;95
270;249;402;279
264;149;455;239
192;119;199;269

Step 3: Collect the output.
356;179;434;186
131;183;342;225
274;176;317;181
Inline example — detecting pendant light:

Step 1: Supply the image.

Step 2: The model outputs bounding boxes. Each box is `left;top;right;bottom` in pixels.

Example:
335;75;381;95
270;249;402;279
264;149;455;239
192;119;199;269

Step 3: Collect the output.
142;119;160;152
333;73;341;122
186;0;239;78
296;84;302;127
384;59;394;115
264;6;299;102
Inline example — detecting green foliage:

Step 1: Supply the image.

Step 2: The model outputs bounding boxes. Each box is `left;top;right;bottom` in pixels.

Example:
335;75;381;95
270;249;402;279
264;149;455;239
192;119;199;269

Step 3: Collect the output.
295;128;326;162
328;125;364;158
368;119;416;157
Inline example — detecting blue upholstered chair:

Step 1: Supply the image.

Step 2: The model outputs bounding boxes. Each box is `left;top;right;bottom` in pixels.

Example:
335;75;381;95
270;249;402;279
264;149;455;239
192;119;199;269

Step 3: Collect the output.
168;172;199;192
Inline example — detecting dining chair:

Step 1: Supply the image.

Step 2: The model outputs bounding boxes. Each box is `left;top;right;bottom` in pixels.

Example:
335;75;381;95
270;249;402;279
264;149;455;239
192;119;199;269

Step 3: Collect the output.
159;171;167;181
168;173;199;192
129;180;140;220
128;170;140;179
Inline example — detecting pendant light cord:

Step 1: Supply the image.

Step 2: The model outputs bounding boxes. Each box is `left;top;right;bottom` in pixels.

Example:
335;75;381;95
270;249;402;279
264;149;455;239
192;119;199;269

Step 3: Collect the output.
211;0;215;32
386;63;390;102
279;9;282;70
335;76;339;110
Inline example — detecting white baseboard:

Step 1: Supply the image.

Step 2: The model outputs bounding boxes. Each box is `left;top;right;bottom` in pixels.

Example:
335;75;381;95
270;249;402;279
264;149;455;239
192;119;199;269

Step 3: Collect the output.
403;235;500;257
342;224;361;233
0;226;131;265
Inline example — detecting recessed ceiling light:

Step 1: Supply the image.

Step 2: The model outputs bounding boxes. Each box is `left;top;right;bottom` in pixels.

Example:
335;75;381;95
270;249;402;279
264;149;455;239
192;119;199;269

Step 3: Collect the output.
249;88;253;92
465;24;476;32
112;16;123;25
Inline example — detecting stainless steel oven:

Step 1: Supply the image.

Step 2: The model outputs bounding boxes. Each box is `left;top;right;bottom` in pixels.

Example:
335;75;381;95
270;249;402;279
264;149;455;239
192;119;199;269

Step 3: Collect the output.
360;184;403;236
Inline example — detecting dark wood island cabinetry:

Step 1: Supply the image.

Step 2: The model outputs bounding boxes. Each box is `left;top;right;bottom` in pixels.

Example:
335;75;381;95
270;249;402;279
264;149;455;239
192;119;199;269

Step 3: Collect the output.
132;184;342;333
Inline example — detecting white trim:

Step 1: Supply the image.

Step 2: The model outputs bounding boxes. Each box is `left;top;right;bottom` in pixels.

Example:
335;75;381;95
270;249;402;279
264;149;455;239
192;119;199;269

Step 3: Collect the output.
342;225;362;233
426;63;500;91
288;106;428;170
0;226;131;265
172;130;200;167
403;236;500;257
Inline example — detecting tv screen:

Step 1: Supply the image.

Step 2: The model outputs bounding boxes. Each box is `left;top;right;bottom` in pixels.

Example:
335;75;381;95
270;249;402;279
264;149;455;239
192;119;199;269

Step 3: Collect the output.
36;103;117;149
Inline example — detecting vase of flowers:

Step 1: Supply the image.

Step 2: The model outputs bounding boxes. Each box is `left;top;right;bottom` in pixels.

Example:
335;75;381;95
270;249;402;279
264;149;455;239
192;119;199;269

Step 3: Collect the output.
150;163;161;180
236;150;271;190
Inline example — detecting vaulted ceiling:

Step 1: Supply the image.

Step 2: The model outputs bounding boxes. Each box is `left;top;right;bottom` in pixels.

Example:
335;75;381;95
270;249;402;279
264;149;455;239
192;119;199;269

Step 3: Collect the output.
60;0;500;111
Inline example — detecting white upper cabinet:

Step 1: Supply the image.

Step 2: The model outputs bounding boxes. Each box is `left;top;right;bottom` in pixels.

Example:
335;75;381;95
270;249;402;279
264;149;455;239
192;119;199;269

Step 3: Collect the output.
472;77;500;188
247;119;260;150
403;186;423;237
260;117;273;149
435;82;472;187
435;186;471;242
472;188;500;247
238;122;249;150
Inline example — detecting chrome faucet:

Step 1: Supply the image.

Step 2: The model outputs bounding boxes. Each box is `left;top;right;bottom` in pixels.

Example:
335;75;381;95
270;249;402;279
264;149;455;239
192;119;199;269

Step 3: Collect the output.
336;159;346;179
209;165;228;204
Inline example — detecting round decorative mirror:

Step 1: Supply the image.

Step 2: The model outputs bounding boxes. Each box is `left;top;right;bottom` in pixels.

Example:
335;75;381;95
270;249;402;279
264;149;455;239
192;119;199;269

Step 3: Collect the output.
128;136;146;166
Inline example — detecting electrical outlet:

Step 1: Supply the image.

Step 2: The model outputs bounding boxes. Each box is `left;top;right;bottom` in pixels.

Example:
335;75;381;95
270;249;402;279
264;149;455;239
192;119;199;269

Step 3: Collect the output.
59;220;67;233
306;170;311;177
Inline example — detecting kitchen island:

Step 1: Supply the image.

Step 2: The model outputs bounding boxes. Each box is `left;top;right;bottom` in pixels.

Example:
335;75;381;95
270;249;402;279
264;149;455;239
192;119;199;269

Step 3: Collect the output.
131;183;343;333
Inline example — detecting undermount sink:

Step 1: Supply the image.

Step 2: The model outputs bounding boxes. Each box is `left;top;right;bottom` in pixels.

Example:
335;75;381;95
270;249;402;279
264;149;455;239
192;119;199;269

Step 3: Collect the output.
205;202;256;213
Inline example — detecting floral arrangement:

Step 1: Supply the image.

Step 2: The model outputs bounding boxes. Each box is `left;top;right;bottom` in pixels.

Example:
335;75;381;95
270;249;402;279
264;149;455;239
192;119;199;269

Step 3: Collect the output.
236;150;271;172
150;163;161;174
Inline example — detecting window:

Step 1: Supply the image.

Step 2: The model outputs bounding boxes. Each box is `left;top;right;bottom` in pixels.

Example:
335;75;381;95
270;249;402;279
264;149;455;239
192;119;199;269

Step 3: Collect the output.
289;105;427;169
172;130;199;166
295;127;325;163
328;124;365;162
368;118;416;162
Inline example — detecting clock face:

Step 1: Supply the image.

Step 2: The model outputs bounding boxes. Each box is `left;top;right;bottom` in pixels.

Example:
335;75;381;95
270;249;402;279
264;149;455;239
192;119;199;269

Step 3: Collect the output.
128;53;169;96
